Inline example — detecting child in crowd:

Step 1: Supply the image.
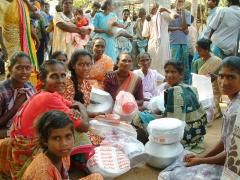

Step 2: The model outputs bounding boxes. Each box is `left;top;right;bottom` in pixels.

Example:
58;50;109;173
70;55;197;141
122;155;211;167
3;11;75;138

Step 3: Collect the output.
66;8;93;49
22;110;74;179
74;8;90;40
22;110;103;180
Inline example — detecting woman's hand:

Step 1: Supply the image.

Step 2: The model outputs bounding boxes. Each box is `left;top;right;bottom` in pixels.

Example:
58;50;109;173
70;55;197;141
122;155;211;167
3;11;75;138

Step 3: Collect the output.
78;29;90;36
184;154;196;162
185;157;204;167
71;102;89;122
184;154;204;167
105;30;113;36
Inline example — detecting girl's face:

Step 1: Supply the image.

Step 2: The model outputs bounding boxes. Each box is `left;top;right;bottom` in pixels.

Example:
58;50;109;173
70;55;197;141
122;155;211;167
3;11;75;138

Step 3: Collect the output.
218;67;240;99
93;39;105;57
72;55;92;79
10;57;32;85
47;125;74;157
196;45;209;58
56;55;68;65
44;64;67;94
118;54;132;72
138;54;151;71
62;0;73;13
164;65;183;86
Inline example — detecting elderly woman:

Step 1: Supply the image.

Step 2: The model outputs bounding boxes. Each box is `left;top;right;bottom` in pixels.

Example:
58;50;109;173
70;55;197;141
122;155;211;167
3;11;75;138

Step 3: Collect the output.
52;0;90;60
89;38;114;89
133;52;164;101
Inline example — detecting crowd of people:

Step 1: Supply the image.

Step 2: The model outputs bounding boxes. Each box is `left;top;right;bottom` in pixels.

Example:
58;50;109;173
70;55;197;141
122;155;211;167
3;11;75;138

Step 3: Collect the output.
0;0;240;179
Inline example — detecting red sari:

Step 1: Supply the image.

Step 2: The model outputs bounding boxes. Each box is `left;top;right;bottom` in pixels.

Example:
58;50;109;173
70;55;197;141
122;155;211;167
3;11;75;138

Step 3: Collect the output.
0;91;83;179
103;71;144;101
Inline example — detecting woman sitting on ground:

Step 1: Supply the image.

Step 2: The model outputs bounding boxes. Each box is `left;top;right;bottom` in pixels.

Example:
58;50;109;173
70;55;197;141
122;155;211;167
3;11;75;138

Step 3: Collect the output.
22;110;103;180
103;52;144;109
89;38;114;89
0;59;89;179
133;52;164;108
192;38;222;122
159;60;207;152
0;52;35;139
63;50;93;106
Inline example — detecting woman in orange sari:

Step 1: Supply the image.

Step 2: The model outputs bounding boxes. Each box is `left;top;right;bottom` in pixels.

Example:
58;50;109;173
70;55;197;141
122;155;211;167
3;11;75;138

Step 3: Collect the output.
103;52;144;107
89;38;114;89
63;50;93;106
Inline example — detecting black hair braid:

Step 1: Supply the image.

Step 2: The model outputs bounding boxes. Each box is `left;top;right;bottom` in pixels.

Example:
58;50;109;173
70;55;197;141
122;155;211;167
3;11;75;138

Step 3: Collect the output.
70;70;85;104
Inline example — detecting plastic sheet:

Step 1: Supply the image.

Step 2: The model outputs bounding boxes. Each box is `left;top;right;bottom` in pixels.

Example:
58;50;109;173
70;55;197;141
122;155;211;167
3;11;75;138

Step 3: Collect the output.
191;73;214;109
89;119;137;138
87;146;131;180
158;151;223;180
101;133;148;168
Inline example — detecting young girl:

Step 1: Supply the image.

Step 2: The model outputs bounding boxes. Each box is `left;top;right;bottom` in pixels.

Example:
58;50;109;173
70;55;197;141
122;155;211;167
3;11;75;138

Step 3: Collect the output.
0;52;35;139
22;110;103;180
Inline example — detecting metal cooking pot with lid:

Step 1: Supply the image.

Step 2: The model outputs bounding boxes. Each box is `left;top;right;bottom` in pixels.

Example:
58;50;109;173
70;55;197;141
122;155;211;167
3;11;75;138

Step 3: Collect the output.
145;141;184;169
147;118;185;144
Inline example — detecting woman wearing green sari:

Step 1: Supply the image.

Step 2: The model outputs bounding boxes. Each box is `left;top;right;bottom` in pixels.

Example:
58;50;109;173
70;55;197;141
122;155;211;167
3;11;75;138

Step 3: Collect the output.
159;60;207;152
192;38;222;121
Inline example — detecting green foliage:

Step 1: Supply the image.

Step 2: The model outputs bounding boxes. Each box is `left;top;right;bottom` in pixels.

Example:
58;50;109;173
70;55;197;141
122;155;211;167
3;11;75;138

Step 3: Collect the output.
73;0;92;9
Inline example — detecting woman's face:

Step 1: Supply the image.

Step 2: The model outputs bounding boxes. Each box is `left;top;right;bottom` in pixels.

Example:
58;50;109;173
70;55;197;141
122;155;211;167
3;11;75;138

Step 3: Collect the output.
164;65;183;86
196;45;209;58
62;0;73;13
72;55;92;80
44;64;67;94
10;57;32;85
138;54;151;71
118;54;132;72
93;39;105;57
56;54;68;65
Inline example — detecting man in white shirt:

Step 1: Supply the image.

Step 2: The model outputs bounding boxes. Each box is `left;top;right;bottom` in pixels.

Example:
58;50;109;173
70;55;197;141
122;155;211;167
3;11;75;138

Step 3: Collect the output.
209;0;240;59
